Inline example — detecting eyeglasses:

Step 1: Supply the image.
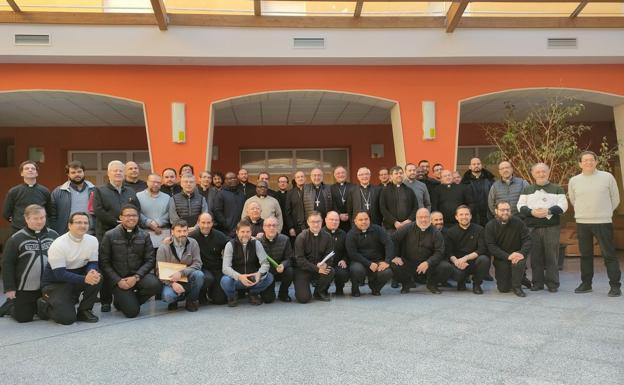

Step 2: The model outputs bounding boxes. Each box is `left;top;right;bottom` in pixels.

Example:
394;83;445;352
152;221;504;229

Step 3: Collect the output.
265;224;278;227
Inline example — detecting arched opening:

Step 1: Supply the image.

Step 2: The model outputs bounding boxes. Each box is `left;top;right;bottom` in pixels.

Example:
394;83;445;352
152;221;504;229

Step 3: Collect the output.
207;90;404;185
456;88;624;178
0;90;150;226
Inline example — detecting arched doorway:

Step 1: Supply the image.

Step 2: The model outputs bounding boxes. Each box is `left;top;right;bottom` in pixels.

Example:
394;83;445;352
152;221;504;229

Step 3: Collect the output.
207;90;404;184
0;89;150;204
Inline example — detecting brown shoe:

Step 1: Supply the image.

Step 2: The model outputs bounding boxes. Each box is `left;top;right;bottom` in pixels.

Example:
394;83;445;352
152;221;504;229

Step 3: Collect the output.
248;294;263;306
185;300;199;312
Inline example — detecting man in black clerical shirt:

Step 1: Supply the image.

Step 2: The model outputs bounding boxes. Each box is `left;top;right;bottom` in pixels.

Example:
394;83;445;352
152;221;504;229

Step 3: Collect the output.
379;166;417;234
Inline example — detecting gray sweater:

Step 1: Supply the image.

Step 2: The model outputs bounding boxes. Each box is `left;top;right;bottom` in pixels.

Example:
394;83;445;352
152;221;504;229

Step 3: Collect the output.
569;170;620;224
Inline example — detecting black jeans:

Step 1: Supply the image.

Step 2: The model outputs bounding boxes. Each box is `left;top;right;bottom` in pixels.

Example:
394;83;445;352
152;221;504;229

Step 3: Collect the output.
261;265;295;303
294;268;335;304
11;290;40;323
333;265;351;290
493;258;526;292
577;223;622;288
391;259;453;287
530;226;561;289
42;280;102;325
111;273;161;318
201;269;228;305
450;255;491;285
350;261;393;291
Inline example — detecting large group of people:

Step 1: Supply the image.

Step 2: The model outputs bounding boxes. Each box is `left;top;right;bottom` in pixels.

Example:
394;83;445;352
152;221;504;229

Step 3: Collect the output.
1;150;621;325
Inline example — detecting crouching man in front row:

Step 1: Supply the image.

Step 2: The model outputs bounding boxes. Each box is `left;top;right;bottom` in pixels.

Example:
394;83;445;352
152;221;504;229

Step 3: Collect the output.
39;211;102;325
221;220;274;307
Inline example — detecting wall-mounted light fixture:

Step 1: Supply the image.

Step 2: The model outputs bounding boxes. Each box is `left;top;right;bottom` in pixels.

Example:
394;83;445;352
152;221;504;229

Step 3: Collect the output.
172;102;186;143
422;101;436;140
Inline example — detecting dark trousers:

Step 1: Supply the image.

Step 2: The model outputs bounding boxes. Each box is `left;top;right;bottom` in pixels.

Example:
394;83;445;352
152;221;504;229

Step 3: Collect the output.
391;259;453;287
11;290;40;323
201;269;228;305
100;275;113;305
333;265;350;290
111;273;161;318
350;261;393;291
530;226;561;289
261;265;295;303
294;268;335;304
577;223;622;288
42;281;102;325
493;258;527;292
450;255;491;285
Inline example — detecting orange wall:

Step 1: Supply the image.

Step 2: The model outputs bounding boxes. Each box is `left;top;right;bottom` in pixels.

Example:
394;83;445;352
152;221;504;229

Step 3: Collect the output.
1;64;623;180
212;124;395;181
0;126;147;225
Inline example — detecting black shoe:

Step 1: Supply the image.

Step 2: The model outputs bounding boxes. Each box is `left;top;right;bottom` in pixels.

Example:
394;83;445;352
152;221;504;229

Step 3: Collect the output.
278;295;292;303
400;285;410;294
530;285;544;292
484;274;494;282
0;299;14;318
547;287;558;293
574;283;593;294
513;288;526;298
390;281;399;289
76;310;99;323
427;285;441;294
185;300;199;312
167;302;179;311
521;278;532;289
100;303;111;312
608;287;622;297
199;296;209;305
457;282;467;291
473;284;483;295
334;287;344;296
36;298;50;320
351;287;361;297
227;297;238;307
248;294;263;306
371;289;381;296
313;291;330;302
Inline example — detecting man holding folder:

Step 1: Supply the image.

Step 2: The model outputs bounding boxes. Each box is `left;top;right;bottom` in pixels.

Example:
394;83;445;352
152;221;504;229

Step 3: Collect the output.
156;219;205;312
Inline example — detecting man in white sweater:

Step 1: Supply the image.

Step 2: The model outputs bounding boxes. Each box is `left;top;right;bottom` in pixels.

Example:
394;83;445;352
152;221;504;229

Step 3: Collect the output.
568;151;621;297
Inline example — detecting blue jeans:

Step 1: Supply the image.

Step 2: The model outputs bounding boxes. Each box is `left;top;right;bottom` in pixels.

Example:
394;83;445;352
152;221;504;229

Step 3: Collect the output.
161;270;205;303
220;273;274;299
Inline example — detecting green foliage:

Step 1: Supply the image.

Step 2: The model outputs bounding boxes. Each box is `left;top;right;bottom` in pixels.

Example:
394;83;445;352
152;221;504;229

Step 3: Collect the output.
483;98;618;186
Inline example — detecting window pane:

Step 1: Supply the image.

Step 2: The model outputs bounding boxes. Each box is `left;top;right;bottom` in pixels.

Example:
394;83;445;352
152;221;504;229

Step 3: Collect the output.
72;152;98;171
323;149;348;170
478;147;498;166
457;148;476;165
132;151;151;171
268;150;293;169
101;152;128;166
295;150;320;169
241;150;266;171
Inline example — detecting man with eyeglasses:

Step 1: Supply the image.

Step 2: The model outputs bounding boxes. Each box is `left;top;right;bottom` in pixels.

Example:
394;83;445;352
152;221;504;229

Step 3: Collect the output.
485;201;531;297
168;173;208;230
99;204;160;318
259;216;294;303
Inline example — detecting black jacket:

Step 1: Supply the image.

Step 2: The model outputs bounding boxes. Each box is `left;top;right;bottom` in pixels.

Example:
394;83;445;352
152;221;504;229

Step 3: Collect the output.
213;187;244;236
393;223;445;266
189;227;229;272
2;227;58;292
237;182;257;200
484;216;531;261
461;169;495;226
285;186;306;233
347;184;382;226
99;224;155;284
294;229;334;272
345;224;393;267
259;233;293;268
323;227;348;266
2;183;52;232
431;183;474;227
379;183;417;229
93;183;141;240
303;183;333;219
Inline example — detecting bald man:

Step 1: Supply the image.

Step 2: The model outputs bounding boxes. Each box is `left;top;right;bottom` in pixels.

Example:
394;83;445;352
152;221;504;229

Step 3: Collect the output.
123;161;147;193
